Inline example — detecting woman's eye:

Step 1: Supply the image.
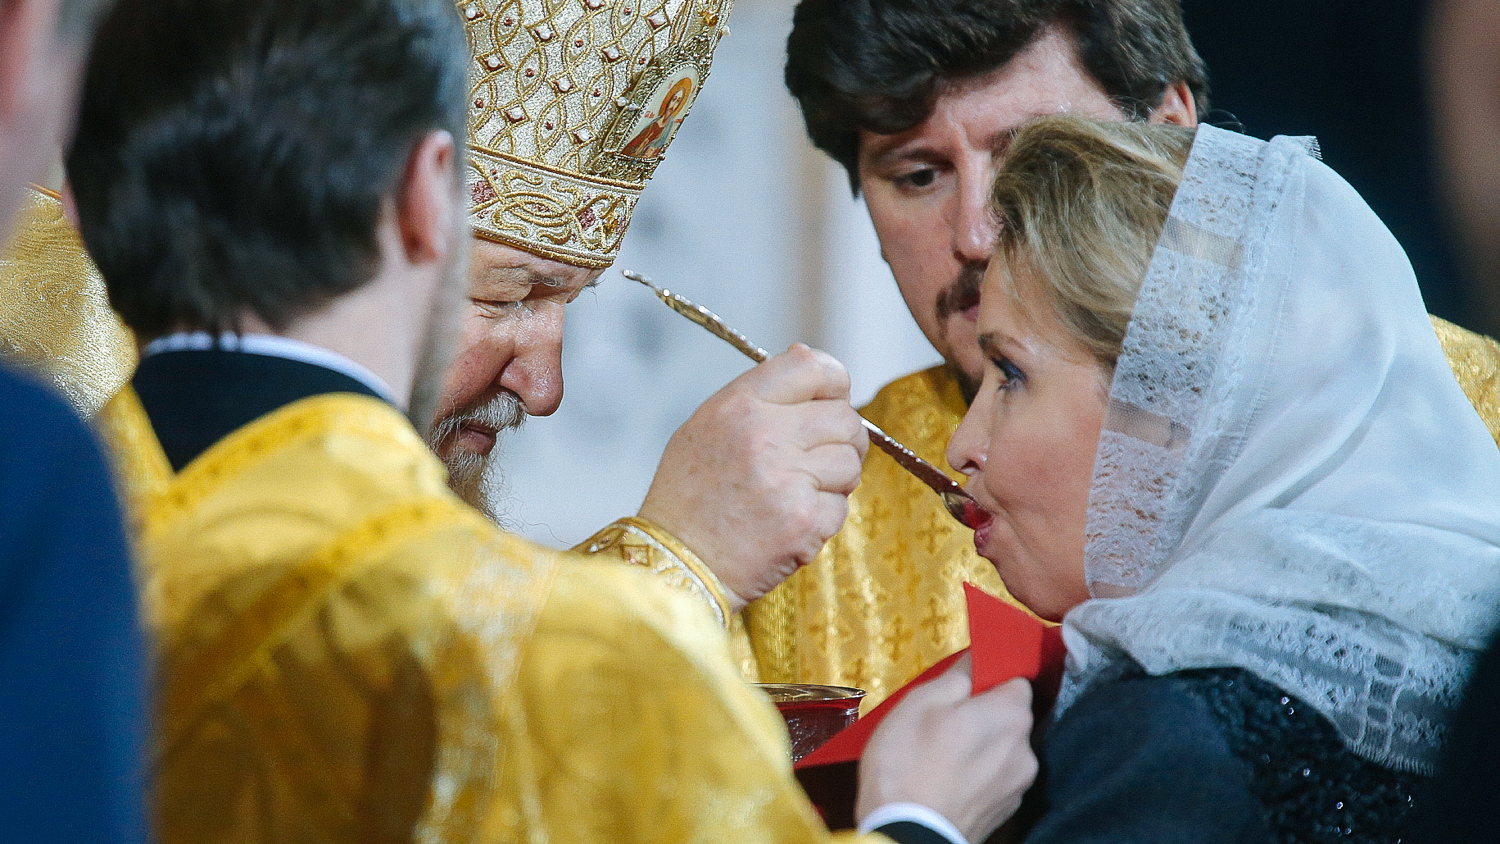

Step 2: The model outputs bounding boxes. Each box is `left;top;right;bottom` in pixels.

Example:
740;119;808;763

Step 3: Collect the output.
992;357;1025;391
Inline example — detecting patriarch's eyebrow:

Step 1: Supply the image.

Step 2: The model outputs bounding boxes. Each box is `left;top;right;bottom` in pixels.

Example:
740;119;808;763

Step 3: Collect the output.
485;265;573;290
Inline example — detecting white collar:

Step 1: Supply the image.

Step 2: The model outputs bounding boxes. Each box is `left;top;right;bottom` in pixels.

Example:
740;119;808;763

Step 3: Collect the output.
140;331;402;407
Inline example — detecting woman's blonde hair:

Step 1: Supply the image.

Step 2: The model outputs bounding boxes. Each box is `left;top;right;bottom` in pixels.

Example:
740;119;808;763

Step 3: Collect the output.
989;116;1196;367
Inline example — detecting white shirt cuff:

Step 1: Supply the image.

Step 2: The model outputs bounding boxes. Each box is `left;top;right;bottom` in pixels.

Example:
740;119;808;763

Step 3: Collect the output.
857;802;969;844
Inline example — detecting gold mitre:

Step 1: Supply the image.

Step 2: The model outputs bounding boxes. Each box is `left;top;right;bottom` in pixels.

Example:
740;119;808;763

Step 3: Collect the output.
461;0;732;268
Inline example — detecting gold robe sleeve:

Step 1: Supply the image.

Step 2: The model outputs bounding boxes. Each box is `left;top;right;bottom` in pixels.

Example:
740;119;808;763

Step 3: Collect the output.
496;559;871;843
579;516;761;679
0;187;136;416
578;516;735;626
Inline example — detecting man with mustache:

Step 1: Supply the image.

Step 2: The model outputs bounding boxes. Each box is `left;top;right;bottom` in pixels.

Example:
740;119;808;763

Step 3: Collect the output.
737;0;1500;707
8;0;902;633
65;0;1041;840
733;0;1202;706
419;0;913;621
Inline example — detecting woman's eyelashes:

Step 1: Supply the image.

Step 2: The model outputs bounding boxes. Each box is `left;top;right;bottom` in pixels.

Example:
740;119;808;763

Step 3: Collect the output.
991;356;1026;391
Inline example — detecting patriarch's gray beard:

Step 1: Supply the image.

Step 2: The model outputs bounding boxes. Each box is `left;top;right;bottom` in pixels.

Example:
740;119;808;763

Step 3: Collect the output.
427;391;525;523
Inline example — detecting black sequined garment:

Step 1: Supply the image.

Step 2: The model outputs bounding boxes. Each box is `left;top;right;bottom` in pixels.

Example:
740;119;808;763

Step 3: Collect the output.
1177;668;1429;844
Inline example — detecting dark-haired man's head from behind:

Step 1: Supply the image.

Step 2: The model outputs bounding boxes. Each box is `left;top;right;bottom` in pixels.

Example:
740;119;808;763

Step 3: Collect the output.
67;0;471;424
784;0;1206;399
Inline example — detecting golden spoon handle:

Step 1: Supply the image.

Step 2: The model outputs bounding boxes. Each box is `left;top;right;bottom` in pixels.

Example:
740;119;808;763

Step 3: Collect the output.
623;270;985;529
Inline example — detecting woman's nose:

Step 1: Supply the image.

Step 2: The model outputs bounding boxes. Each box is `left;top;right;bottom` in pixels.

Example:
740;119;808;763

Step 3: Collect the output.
947;396;990;477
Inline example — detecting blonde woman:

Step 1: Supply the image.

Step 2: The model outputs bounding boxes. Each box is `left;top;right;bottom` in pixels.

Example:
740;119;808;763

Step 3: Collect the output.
946;117;1500;841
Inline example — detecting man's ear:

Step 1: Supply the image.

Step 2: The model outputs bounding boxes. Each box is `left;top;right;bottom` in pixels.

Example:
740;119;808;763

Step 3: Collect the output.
1149;80;1198;127
395;129;460;266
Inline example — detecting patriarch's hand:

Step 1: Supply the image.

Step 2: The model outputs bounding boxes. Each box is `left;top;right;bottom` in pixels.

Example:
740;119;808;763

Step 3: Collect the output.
638;344;868;611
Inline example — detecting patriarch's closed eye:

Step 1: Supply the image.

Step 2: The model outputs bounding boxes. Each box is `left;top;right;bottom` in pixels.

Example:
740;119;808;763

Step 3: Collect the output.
473;299;526;317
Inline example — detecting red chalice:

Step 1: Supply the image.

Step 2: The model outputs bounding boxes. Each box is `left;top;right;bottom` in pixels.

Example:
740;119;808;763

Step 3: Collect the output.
757;683;865;763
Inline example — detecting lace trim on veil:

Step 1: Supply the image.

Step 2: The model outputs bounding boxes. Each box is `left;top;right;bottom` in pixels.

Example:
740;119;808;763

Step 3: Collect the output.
1084;128;1304;595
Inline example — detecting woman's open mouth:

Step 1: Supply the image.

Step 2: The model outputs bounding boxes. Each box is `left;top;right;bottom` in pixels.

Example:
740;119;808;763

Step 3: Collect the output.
970;504;996;552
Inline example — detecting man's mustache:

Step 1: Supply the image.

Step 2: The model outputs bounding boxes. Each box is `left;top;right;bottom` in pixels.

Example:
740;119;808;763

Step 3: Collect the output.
429;390;526;450
934;262;986;322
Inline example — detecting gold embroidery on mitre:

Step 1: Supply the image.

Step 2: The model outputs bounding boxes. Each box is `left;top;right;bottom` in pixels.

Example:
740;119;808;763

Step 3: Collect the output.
463;0;733;268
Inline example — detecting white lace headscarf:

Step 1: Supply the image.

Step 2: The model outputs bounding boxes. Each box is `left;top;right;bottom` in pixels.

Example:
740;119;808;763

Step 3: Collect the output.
1059;124;1500;775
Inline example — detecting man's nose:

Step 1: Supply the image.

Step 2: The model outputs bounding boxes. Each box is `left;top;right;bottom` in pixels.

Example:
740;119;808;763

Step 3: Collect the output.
505;308;566;417
953;167;999;263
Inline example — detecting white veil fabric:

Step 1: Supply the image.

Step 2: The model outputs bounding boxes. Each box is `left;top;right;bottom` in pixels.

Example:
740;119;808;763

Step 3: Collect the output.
1060;125;1500;775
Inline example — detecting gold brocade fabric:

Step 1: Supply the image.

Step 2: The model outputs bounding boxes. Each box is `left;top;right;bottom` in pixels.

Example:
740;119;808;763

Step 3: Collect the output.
499;558;868;844
580;515;733;626
743;365;1026;712
1432;315;1500;446
0;187;135;416
135;393;558;843
579;515;760;679
126;391;872;843
94;387;173;527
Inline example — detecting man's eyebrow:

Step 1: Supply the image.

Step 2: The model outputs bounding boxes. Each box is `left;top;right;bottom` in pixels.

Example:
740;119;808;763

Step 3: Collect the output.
858;132;936;169
987;127;1022;157
978;332;1001;359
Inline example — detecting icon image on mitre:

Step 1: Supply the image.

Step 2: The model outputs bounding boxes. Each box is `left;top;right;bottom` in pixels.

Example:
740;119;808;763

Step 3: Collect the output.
617;67;698;160
462;0;732;268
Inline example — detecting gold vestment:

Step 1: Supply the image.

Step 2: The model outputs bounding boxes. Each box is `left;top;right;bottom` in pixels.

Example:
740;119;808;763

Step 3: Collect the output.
121;390;869;843
0;188;135;415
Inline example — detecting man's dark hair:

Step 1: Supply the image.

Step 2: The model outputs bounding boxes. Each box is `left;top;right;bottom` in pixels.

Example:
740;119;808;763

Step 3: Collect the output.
66;0;468;338
785;0;1209;191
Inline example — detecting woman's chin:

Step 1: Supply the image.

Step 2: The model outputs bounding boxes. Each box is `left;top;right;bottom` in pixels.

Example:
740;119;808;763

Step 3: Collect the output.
976;546;1076;623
